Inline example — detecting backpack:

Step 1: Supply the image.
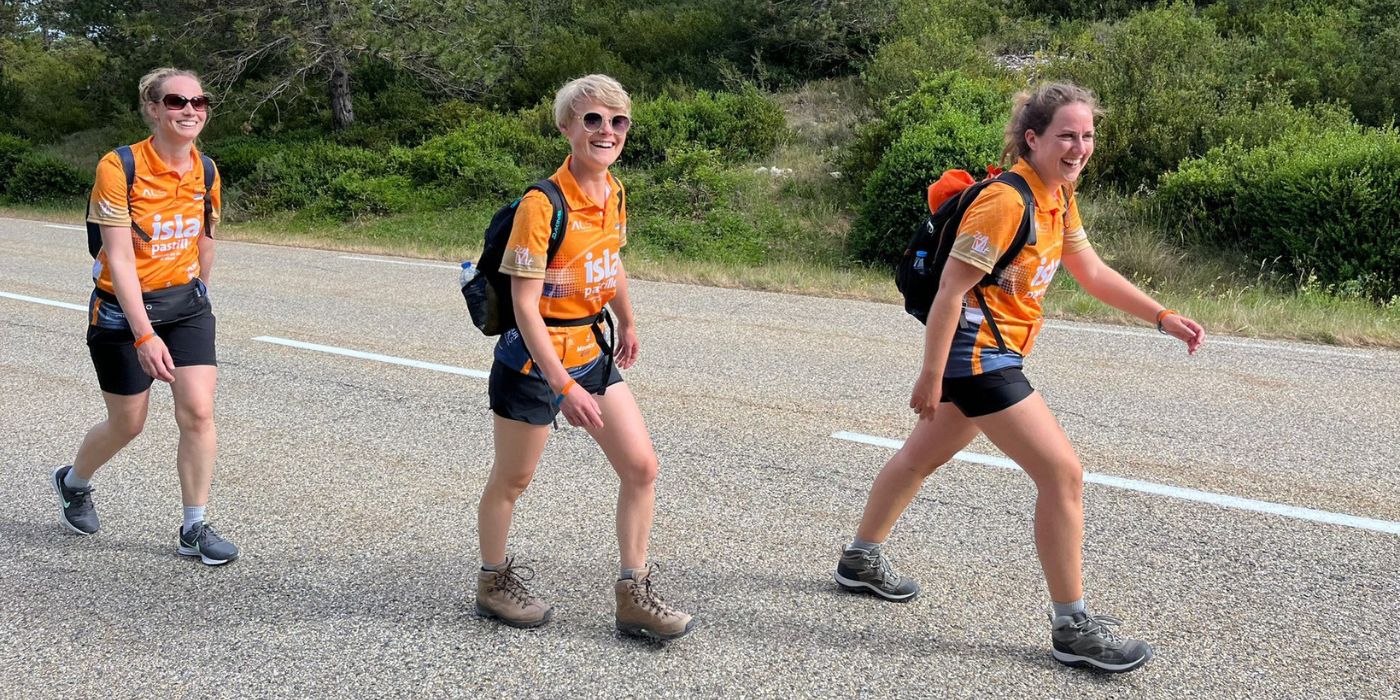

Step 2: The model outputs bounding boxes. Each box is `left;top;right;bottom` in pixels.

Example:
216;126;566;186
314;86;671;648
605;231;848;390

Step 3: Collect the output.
85;145;216;258
895;170;1037;342
464;179;587;336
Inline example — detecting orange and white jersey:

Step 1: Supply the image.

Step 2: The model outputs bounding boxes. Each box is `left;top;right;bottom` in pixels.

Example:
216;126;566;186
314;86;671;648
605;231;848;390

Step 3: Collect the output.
87;137;221;294
944;159;1091;377
496;156;627;372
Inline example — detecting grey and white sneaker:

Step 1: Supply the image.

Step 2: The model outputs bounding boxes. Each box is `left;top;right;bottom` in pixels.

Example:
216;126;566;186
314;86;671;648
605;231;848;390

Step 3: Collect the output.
177;521;240;566
1051;611;1153;673
51;466;99;535
833;546;920;601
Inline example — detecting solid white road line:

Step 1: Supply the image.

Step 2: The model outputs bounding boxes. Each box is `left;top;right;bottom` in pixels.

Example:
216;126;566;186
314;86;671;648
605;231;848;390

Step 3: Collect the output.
253;336;490;379
43;224;86;232
1042;322;1374;359
0;291;86;312
831;430;1400;536
339;255;460;270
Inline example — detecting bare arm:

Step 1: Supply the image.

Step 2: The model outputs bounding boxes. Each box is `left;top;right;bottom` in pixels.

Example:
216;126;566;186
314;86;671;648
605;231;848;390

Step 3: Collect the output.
198;226;216;285
1063;245;1205;353
910;259;986;419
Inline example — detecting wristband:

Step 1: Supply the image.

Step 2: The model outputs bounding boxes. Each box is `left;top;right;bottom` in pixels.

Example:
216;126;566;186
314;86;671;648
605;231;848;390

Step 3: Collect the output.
1155;309;1178;334
133;332;156;348
553;379;578;407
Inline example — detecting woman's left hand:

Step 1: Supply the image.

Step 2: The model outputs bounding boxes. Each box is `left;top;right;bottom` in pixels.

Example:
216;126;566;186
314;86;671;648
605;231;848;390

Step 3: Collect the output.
1163;314;1206;355
615;323;640;369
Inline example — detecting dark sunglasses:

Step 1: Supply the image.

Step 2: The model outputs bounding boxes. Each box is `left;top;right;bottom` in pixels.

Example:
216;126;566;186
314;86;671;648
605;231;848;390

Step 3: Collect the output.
157;94;211;111
580;112;630;134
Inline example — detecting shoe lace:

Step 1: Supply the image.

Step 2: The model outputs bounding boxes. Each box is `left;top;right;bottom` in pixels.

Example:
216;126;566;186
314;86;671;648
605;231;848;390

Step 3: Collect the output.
632;564;674;618
493;561;539;606
68;486;94;507
198;523;223;544
1075;613;1125;644
861;548;899;586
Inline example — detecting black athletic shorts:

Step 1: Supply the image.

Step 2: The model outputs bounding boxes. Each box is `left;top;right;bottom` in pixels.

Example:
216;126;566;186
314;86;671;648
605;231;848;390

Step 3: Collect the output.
941;366;1034;418
489;357;623;426
86;280;217;396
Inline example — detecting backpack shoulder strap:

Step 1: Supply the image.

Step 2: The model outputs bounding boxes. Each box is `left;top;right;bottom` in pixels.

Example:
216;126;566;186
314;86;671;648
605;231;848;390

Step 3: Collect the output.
988;171;1037;277
200;154;217;237
115;145;151;243
528;178;570;263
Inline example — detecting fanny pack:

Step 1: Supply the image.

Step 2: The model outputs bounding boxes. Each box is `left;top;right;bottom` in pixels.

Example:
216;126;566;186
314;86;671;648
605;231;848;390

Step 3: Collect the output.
94;279;210;327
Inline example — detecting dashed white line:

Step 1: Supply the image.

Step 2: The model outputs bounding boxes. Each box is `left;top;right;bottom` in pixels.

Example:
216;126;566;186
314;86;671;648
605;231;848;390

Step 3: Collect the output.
339;255;460;270
831;430;1400;536
253;336;489;379
0;291;86;311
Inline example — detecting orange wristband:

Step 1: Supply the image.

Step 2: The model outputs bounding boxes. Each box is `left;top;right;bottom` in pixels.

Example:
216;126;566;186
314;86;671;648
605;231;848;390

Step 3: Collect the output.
1155;309;1178;334
553;379;578;407
133;332;156;348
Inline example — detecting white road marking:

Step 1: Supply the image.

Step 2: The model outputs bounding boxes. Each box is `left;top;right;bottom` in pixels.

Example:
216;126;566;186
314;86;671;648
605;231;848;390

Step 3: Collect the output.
0;291;86;312
44;224;86;232
831;431;1400;536
253;336;490;379
339;255;460;270
1042;322;1374;359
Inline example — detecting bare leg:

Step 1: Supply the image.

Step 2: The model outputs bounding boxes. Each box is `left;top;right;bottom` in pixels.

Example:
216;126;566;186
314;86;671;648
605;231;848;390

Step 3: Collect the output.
171;365;217;507
478;415;550;565
854;405;980;543
72;391;151;478
583;383;657;571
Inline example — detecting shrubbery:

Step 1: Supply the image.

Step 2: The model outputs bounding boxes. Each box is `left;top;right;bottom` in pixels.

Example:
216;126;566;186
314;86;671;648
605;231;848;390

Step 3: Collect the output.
5;152;90;202
1157;126;1400;299
0;134;32;188
627;89;787;167
846;74;1008;264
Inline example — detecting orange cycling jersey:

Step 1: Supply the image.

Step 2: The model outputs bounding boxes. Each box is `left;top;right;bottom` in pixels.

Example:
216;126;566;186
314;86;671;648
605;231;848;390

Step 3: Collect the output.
86;137;221;294
944;159;1091;377
495;156;627;373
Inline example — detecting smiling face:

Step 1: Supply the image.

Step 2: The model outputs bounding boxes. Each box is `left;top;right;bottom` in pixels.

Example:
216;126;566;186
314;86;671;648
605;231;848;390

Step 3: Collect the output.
145;75;208;144
1024;102;1095;188
560;100;627;172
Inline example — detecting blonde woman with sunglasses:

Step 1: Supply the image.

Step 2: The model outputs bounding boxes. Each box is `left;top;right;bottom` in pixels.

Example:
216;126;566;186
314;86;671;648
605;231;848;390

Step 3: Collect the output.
473;74;696;640
52;67;237;566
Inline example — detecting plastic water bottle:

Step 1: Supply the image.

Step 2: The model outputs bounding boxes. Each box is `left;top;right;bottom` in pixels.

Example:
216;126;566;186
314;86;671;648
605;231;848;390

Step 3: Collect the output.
913;250;928;274
459;261;477;290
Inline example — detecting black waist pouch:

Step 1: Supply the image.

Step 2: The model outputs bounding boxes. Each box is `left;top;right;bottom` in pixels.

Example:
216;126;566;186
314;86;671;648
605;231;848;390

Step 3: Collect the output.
95;279;210;326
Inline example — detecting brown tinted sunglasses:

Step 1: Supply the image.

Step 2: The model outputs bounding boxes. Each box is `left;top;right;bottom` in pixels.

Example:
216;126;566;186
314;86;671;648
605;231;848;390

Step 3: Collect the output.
158;94;211;111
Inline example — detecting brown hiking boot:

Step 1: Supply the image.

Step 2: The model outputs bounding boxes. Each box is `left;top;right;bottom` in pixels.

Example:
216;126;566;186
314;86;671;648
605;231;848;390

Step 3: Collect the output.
475;558;553;628
614;565;695;640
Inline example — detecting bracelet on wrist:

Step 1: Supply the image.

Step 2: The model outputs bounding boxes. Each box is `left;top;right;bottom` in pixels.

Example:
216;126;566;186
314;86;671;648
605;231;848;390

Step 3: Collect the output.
133;331;156;348
1155;308;1178;334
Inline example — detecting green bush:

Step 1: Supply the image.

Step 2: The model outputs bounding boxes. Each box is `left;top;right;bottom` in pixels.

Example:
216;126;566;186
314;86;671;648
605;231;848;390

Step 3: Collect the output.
1157;126;1400;299
236;142;403;214
627;88;786;167
317;173;418;218
5;152;91;202
860;0;1002;100
409;114;563;201
843;72;1011;188
0;134;33;192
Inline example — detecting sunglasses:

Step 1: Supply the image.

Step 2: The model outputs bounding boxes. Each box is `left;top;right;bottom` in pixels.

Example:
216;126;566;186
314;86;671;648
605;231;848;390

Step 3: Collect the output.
579;112;631;134
157;94;211;111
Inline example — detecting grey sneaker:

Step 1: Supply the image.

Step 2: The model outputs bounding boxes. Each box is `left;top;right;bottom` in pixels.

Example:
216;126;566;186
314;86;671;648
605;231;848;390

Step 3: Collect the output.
1051;611;1153;673
177;521;240;566
51;466;99;535
834;545;920;601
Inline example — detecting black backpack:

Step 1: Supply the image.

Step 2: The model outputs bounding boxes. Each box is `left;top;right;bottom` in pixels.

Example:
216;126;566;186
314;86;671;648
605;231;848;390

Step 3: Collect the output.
463;179;573;336
895;171;1037;344
85;144;217;258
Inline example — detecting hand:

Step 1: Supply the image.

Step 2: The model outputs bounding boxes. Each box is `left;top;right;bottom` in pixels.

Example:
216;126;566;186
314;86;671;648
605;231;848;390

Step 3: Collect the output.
909;369;942;421
559;383;604;429
615;323;639;370
1163;314;1206;355
136;334;176;383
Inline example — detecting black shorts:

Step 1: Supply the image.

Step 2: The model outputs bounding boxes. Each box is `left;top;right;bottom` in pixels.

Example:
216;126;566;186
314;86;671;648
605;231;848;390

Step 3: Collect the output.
489;358;623;426
941;366;1034;418
87;281;217;396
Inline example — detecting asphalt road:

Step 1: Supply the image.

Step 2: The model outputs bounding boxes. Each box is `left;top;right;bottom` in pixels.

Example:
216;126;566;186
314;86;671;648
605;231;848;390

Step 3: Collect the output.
2;217;1397;698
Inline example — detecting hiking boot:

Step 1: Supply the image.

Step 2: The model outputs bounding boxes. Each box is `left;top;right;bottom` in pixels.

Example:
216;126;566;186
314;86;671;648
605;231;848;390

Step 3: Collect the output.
177;521;240;566
51;466;99;535
834;545;920;601
615;565;695;641
475;558;553;628
1050;611;1154;673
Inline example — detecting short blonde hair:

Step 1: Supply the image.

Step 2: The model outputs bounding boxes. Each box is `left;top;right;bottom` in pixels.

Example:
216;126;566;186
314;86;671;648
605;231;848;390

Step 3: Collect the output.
137;67;204;128
553;74;631;130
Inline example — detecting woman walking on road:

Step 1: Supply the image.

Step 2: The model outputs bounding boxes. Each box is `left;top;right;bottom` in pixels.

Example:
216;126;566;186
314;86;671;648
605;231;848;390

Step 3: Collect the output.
51;67;237;566
834;82;1205;673
473;74;695;640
